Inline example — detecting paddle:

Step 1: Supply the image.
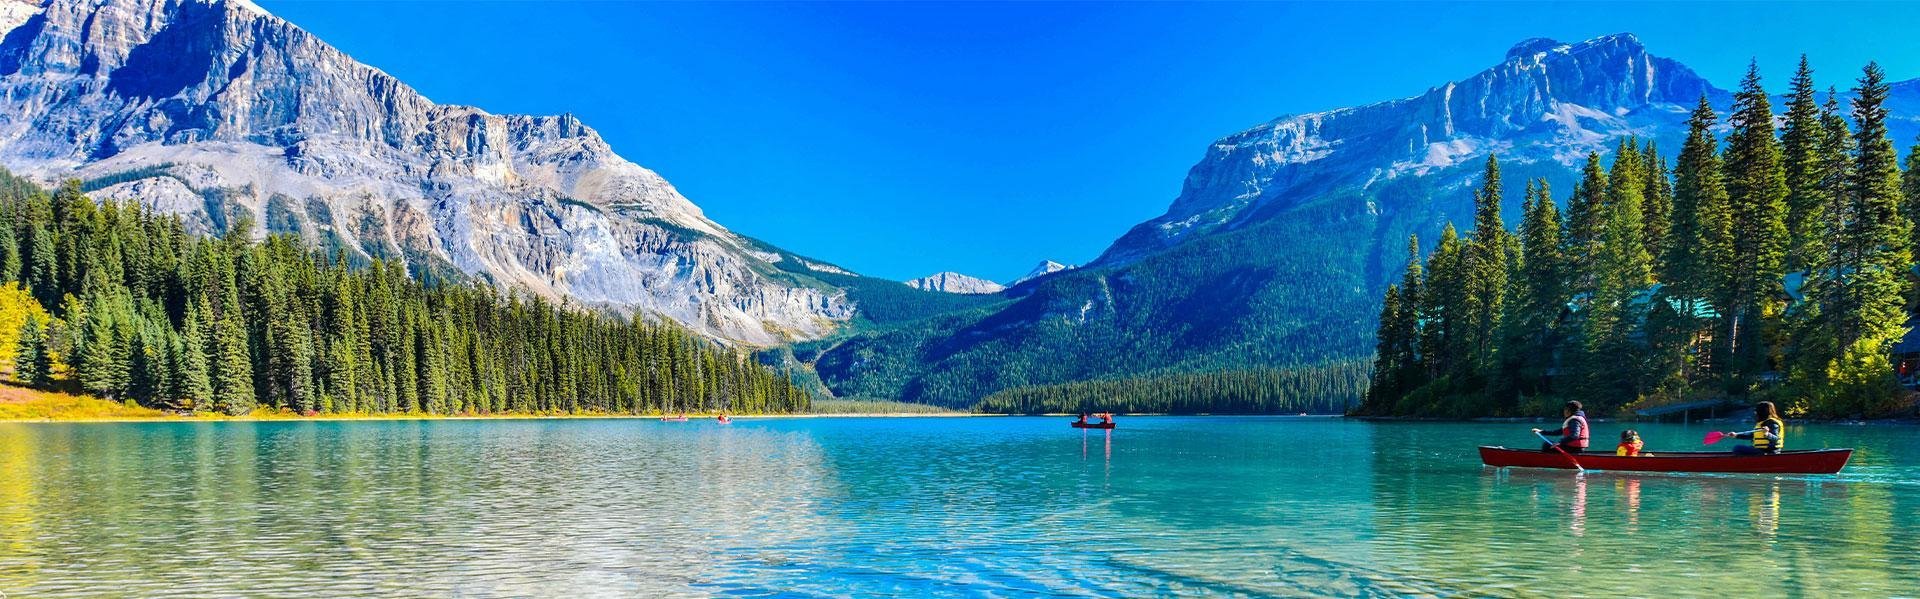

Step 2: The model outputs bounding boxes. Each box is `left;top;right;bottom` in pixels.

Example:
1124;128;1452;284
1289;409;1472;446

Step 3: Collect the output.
1533;430;1585;473
1703;429;1760;445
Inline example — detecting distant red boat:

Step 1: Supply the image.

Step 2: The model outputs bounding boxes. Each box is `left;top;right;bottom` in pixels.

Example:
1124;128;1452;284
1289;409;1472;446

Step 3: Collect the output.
1479;446;1852;474
1071;421;1115;429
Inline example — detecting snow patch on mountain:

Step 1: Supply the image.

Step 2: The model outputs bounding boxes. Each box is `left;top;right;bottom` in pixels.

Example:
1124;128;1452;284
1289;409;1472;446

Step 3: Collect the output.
1096;33;1725;267
0;0;853;345
1013;260;1072;285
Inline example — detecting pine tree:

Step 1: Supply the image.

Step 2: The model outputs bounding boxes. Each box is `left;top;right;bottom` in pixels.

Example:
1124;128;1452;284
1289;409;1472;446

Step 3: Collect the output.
1564;152;1609;291
73;284;132;399
25;223;56;308
1392;235;1424;389
1462;154;1512;375
1577;142;1653;407
211;289;255;416
1783;90;1858;411
1781;56;1828;271
13;315;52;386
0;225;19;284
1604;140;1654;290
1368;284;1408;407
175;304;213;411
1641;141;1674;272
1817;63;1913;415
1508;179;1568;397
1720;63;1790;388
1664;97;1735;305
1419;225;1469;381
1903;133;1920;256
125;321;172;408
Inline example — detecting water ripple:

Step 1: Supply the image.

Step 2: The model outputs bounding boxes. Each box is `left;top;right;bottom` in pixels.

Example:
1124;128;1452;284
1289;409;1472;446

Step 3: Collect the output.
0;417;1917;597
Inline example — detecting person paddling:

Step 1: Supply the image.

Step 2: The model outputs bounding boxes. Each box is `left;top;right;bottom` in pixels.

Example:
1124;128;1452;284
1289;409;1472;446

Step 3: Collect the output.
1532;400;1589;454
1722;401;1784;455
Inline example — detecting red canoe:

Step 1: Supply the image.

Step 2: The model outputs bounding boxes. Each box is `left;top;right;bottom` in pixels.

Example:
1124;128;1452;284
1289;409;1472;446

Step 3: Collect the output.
1479;446;1852;474
1071;421;1115;429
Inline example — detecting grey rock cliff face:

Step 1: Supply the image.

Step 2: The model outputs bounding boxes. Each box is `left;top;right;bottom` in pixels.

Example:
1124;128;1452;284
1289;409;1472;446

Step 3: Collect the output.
0;0;852;345
1097;34;1722;266
905;272;1004;295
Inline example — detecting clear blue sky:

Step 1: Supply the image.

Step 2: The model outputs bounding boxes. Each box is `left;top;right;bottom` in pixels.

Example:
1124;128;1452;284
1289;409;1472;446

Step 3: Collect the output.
257;1;1920;282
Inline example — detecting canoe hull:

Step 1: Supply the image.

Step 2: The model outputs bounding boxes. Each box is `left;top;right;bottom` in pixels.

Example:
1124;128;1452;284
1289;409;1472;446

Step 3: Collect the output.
1478;446;1851;474
1071;422;1115;429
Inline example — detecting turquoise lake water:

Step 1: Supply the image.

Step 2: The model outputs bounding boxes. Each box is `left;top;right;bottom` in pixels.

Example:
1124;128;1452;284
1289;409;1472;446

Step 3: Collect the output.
0;417;1916;597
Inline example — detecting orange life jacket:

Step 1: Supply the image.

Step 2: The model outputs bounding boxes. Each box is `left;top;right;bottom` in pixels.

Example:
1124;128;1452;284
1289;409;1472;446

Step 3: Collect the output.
1616;439;1643;456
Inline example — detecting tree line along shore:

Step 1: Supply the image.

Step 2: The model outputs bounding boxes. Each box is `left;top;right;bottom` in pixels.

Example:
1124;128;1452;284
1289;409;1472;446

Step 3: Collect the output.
1360;60;1920;420
0;170;811;419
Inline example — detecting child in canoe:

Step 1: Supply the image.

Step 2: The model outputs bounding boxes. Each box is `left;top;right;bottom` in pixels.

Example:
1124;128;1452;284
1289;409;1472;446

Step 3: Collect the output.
1616;430;1646;456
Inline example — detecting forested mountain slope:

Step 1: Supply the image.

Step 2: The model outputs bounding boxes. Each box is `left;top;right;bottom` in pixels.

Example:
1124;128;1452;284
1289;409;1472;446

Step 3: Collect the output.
0;169;810;415
806;35;1920;407
0;0;888;345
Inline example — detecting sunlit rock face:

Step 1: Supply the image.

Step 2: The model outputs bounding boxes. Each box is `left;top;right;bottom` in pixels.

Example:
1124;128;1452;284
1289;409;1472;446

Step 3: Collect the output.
803;32;1920;405
1097;34;1726;265
1011;260;1071;286
0;0;853;345
905;272;1005;295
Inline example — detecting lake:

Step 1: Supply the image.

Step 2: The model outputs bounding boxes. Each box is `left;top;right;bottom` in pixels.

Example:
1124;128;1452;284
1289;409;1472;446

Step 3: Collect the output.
1;417;1916;597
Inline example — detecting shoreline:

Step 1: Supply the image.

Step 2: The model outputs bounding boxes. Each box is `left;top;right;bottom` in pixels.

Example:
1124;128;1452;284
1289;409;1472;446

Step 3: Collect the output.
1;412;1360;424
10;410;1914;425
1350;415;1920;425
0;412;995;424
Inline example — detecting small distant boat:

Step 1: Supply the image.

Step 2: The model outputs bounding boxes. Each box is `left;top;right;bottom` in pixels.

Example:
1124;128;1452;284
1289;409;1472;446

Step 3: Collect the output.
660;416;688;422
1478;446;1852;474
717;415;732;424
1070;421;1115;429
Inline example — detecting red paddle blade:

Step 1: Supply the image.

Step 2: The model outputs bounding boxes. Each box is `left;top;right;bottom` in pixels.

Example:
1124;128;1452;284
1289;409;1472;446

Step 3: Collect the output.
1703;431;1726;445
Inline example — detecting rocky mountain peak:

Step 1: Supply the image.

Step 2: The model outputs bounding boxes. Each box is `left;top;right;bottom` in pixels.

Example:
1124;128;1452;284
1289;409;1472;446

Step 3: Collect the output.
1098;32;1720;266
906;272;1005;295
1013;260;1071;285
1504;37;1565;61
0;0;852;345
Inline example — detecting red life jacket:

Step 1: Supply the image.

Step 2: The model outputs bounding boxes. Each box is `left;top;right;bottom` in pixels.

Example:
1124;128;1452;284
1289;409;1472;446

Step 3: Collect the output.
1616;439;1643;456
1563;413;1589;448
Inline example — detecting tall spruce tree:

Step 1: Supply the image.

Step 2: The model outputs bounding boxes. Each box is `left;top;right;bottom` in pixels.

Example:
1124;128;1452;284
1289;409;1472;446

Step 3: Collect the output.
13;315;51;386
211;288;255;416
1820;63;1913;415
1507;179;1568;398
1463;155;1512;376
175;303;213;411
1420;225;1469;382
1664;97;1735;307
1904;134;1920;256
1393;235;1424;388
1369;285;1408;407
1720;63;1790;389
1641;141;1674;272
1564;153;1609;292
1576;143;1654;407
1781;56;1829;272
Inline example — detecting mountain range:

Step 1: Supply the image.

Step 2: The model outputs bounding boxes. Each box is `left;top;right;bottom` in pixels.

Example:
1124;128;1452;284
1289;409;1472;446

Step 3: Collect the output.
798;34;1920;406
0;0;893;345
905;272;1004;295
0;1;1915;407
